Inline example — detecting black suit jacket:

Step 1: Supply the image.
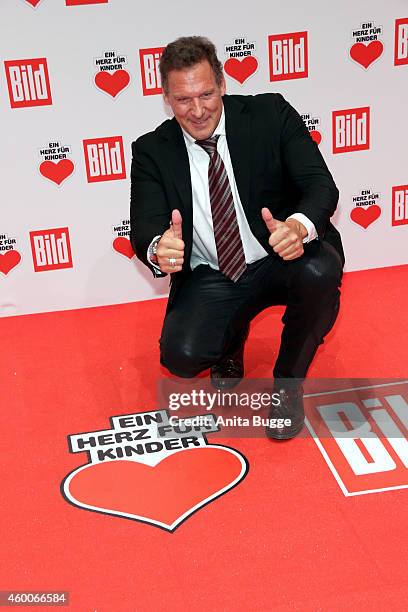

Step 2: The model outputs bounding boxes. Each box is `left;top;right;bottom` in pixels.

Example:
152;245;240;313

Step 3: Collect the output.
130;93;344;302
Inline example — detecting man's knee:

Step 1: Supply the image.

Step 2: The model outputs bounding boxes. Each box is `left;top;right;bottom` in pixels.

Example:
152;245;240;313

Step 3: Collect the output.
160;334;207;378
293;241;343;297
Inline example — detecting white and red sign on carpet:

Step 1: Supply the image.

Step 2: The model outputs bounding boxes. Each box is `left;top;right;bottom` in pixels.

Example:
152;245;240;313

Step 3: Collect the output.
62;410;248;531
306;381;408;495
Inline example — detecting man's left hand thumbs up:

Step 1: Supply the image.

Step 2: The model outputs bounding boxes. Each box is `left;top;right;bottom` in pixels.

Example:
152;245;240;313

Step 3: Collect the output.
261;207;279;234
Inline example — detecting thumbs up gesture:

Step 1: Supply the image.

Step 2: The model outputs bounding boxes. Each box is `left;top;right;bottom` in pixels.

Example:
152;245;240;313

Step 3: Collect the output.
156;209;185;273
261;208;306;261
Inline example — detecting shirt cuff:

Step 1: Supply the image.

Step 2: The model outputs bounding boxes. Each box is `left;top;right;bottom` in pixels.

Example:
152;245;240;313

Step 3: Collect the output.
147;235;162;273
286;213;317;243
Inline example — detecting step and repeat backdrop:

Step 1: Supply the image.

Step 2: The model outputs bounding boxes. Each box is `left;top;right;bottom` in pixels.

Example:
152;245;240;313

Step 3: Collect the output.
1;0;407;317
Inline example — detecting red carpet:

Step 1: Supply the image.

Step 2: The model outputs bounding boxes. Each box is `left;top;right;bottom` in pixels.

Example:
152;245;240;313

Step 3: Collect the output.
1;265;407;611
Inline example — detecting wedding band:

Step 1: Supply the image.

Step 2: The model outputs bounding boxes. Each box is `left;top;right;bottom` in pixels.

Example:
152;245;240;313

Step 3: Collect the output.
168;257;177;267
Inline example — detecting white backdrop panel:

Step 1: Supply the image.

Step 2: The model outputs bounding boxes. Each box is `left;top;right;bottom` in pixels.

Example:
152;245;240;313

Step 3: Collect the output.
1;0;407;317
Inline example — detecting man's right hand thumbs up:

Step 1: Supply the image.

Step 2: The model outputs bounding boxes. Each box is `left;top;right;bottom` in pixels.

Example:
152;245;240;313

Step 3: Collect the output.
156;209;185;273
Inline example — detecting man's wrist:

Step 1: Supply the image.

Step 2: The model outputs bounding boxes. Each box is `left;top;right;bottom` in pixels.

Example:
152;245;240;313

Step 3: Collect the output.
286;218;307;240
147;235;162;267
286;213;317;243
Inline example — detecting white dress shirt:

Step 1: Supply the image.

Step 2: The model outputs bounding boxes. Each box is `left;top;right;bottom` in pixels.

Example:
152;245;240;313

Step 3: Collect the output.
148;106;317;271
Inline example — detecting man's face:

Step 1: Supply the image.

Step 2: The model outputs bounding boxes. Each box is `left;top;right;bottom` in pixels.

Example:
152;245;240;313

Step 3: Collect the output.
163;60;226;140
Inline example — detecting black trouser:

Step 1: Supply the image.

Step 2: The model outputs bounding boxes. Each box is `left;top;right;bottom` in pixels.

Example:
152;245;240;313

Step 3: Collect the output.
160;240;343;379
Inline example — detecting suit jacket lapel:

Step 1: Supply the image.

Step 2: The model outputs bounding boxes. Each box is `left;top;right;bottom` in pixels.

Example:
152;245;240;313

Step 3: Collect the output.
158;118;193;222
223;95;251;216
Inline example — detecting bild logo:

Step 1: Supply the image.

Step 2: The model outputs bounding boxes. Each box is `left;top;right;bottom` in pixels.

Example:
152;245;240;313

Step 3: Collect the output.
305;381;408;495
61;410;248;531
332;106;370;154
83;136;126;182
394;18;408;65
268;31;308;81
30;227;73;272
139;47;164;95
392;184;408;226
4;58;52;109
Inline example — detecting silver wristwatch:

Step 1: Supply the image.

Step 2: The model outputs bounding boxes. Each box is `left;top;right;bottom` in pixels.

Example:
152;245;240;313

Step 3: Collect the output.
148;236;161;264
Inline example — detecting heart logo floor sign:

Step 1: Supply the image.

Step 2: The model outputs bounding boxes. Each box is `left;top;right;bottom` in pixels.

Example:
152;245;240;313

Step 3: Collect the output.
62;410;248;531
95;70;131;98
350;205;381;229
64;446;247;531
0;250;21;275
113;237;134;259
39;159;74;186
224;56;258;84
350;41;383;69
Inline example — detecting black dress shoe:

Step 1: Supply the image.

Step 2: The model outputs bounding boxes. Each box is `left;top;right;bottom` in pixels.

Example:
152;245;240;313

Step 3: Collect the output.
265;383;305;440
210;325;249;390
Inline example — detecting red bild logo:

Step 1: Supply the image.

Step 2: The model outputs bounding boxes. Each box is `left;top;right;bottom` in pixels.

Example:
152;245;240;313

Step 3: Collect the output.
268;31;308;81
83;136;126;183
139;47;164;95
332;106;370;154
392;185;408;226
4;58;52;109
394;18;408;65
30;227;73;272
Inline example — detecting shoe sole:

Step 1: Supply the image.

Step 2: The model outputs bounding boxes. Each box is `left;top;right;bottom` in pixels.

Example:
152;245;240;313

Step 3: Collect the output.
265;421;305;441
210;377;243;390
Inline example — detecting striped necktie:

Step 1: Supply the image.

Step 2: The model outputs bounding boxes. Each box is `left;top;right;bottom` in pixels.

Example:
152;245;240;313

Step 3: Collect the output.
196;135;246;282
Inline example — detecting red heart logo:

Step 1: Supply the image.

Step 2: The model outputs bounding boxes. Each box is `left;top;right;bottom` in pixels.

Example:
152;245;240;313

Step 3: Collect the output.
39;159;74;185
0;250;21;275
350;41;383;69
64;447;247;531
350;205;381;229
113;237;134;259
310;130;322;145
24;0;42;7
224;56;258;84
94;70;131;97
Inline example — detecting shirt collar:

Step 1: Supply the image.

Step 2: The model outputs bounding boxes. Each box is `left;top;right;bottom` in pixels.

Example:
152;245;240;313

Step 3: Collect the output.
181;105;226;149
